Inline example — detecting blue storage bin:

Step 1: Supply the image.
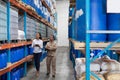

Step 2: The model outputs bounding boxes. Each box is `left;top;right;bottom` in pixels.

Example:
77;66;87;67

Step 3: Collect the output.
75;0;107;42
69;8;73;17
19;68;24;78
11;70;20;80
110;51;119;61
16;48;20;61
11;49;15;63
107;13;120;41
11;47;24;63
90;0;107;42
90;49;105;58
11;48;19;63
20;47;24;59
0;73;7;80
28;46;33;55
0;50;7;69
22;0;26;3
42;51;47;60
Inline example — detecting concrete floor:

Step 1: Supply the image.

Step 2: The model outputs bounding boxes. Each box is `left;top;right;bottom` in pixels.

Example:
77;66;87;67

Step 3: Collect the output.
21;47;75;80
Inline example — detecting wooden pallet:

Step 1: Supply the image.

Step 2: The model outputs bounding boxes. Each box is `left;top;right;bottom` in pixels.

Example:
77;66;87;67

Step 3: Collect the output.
69;39;120;50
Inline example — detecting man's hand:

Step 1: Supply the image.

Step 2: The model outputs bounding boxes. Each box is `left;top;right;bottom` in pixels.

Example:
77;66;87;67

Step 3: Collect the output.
46;45;50;49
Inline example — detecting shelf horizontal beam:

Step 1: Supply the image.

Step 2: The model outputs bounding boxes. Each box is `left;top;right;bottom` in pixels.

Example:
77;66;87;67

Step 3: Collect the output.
41;0;54;17
0;41;32;50
41;0;51;13
87;30;120;34
0;55;33;76
0;39;49;50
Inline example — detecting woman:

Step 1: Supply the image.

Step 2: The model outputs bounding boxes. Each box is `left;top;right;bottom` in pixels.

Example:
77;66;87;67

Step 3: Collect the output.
45;35;57;78
32;32;43;76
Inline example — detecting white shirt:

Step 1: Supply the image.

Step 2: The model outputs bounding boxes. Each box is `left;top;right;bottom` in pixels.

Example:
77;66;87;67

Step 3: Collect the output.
32;39;43;53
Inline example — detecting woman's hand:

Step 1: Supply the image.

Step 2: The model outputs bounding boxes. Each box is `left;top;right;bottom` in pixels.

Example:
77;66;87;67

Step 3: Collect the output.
35;44;41;48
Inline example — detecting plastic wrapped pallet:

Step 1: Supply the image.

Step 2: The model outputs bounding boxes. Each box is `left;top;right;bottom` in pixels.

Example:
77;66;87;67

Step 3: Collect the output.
19;15;35;39
0;1;7;40
101;60;120;71
40;23;47;38
47;27;53;38
79;73;105;80
75;63;100;78
104;71;120;80
10;7;18;40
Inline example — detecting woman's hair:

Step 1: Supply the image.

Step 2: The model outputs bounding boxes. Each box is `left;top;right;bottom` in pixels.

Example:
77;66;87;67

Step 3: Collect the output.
50;35;55;40
37;32;42;39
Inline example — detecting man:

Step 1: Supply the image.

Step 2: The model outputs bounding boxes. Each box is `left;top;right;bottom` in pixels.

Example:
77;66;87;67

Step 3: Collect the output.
45;35;57;78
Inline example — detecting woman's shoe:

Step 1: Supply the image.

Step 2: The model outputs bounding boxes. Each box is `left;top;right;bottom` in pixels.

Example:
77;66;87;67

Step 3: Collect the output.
52;75;55;78
46;73;50;76
36;71;39;77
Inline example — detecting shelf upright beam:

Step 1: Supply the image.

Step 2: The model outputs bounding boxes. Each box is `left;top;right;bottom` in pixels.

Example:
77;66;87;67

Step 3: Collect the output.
7;0;11;63
7;0;11;80
85;0;90;80
24;12;27;76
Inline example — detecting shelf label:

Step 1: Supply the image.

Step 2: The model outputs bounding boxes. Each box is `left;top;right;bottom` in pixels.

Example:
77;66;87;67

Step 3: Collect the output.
107;0;120;13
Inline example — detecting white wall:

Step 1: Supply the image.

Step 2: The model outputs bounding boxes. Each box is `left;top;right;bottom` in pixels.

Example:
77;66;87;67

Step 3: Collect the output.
107;0;120;13
56;0;69;47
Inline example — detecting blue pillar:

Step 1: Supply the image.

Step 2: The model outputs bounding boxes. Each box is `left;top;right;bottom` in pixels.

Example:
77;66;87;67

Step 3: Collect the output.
86;0;90;80
24;12;27;76
7;1;11;80
7;0;11;63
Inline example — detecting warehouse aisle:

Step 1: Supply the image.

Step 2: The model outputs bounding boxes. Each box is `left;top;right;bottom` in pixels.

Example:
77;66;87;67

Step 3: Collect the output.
21;47;75;80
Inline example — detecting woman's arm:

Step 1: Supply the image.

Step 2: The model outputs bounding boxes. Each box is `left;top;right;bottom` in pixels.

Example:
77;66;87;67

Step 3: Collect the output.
32;40;35;47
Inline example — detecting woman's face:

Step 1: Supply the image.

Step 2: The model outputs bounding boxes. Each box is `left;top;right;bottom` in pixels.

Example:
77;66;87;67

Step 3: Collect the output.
50;35;54;41
36;33;40;39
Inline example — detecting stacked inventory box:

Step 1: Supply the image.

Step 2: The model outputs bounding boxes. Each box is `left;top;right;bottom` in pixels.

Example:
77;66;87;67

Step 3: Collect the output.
47;27;53;38
19;15;35;39
10;7;19;40
35;21;41;34
0;1;7;40
35;21;47;38
40;23;47;38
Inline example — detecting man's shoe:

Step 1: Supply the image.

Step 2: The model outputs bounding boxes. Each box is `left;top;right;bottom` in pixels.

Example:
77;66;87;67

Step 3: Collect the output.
52;75;55;78
46;73;50;76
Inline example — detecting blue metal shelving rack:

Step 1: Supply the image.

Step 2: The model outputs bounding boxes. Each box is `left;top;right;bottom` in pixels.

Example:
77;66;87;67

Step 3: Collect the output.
85;0;90;79
6;1;28;79
1;0;56;80
85;0;120;80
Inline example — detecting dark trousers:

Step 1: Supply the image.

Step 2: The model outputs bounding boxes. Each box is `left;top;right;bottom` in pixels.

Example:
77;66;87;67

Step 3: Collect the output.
33;53;42;71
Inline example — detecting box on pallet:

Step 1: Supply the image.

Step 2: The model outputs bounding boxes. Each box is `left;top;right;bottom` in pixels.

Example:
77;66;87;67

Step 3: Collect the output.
11;69;20;80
